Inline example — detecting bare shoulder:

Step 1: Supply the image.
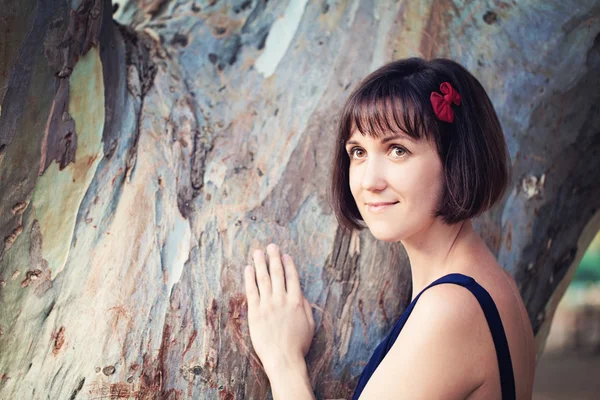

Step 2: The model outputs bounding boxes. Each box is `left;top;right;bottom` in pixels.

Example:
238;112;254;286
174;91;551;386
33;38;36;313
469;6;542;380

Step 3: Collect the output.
412;281;485;322
405;282;496;364
358;283;490;399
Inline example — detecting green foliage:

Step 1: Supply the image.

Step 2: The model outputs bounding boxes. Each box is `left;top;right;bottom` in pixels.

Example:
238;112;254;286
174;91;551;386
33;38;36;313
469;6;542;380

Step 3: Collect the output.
574;231;600;283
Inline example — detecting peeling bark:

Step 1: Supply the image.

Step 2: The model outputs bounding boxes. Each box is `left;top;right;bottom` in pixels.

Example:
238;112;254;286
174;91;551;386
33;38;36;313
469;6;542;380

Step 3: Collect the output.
0;1;599;399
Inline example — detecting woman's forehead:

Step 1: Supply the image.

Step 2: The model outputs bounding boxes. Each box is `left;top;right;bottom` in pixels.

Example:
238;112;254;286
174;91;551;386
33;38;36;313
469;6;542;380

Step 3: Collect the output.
346;101;426;143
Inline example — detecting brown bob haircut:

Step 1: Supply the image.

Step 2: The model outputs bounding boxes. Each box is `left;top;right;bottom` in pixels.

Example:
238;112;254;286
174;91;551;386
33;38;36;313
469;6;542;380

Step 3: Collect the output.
330;57;509;231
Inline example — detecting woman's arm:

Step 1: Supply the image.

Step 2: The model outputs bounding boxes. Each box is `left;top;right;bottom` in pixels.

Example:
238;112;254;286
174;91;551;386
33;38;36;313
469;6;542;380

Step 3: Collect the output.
244;243;316;400
266;357;315;400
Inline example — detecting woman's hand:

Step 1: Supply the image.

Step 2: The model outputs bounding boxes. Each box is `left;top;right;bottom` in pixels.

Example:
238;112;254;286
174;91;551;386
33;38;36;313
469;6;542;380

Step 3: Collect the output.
244;243;315;376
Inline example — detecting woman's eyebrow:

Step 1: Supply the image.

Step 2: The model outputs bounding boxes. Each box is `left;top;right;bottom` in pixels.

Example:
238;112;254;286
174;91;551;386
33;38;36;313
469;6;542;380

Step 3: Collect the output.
345;134;414;146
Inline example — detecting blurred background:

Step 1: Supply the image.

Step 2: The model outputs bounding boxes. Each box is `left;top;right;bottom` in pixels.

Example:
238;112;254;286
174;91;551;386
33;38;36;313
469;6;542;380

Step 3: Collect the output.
533;230;600;399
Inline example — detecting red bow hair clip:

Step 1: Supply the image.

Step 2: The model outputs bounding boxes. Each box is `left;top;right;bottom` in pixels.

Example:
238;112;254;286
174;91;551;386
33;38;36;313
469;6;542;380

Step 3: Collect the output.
430;82;461;123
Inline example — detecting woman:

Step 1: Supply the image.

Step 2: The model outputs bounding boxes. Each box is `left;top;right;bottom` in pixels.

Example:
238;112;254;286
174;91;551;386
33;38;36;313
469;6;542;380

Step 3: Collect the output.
243;58;536;399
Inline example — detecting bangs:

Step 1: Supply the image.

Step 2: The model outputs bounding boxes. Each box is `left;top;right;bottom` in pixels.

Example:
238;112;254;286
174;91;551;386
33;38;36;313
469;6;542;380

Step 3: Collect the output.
343;80;435;142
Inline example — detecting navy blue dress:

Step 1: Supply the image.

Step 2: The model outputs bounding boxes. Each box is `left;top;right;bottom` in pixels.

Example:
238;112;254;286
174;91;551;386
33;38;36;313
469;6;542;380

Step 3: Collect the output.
352;273;516;400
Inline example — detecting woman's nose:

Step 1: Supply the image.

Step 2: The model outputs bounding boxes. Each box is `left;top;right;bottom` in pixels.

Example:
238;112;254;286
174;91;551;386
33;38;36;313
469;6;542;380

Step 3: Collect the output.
361;157;387;192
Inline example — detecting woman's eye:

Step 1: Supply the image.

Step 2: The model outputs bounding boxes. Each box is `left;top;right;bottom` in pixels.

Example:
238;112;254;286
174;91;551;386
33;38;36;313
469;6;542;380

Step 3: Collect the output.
349;148;365;158
391;146;407;157
348;146;406;159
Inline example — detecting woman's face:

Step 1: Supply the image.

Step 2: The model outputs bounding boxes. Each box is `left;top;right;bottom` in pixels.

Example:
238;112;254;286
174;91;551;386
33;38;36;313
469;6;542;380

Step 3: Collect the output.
345;130;444;242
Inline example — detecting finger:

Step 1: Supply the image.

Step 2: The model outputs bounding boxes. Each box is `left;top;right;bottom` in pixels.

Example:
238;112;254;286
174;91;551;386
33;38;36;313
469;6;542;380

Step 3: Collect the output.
244;265;260;310
266;243;286;297
252;249;272;299
303;298;315;332
282;253;302;300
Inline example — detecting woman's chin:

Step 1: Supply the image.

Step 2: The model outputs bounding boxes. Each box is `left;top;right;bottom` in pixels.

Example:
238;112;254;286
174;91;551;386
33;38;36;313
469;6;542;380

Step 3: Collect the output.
367;226;403;242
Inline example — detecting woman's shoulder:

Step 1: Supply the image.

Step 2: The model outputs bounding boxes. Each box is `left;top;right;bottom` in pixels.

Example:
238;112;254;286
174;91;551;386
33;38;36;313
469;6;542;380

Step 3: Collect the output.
406;279;494;351
413;278;486;322
410;268;527;353
358;282;489;399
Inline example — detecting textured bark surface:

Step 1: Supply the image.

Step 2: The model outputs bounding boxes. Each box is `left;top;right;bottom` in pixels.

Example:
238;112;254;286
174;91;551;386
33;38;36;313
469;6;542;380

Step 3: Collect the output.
0;0;599;398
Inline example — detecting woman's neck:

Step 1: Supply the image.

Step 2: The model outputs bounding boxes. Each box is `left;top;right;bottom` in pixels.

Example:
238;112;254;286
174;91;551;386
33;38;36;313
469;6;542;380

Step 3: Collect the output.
401;219;478;301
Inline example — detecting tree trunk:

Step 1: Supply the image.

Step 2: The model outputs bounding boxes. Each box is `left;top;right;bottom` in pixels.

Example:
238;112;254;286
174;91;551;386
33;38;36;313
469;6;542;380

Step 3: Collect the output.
0;0;598;398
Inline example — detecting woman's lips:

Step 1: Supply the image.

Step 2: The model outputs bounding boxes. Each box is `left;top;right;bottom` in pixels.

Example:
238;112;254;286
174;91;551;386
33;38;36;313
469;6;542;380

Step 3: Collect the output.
366;202;399;213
